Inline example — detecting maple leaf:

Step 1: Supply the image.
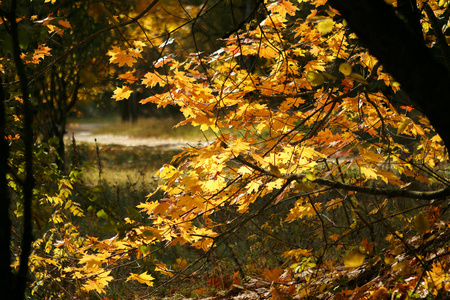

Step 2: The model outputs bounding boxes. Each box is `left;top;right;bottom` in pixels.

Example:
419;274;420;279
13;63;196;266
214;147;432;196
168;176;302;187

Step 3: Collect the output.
58;20;71;28
360;166;380;181
118;71;138;84
137;201;160;214
107;47;137;67
31;45;52;64
267;0;298;18
133;40;147;48
318;18;334;34
126;271;155;286
246;180;261;194
262;268;284;282
112;86;132;101
83;271;113;294
142;71;164;88
79;253;108;269
155;263;174;277
282;248;312;260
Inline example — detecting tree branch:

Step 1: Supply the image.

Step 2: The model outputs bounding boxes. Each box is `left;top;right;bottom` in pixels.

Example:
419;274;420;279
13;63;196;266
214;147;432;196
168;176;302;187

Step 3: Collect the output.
235;154;450;200
423;3;450;69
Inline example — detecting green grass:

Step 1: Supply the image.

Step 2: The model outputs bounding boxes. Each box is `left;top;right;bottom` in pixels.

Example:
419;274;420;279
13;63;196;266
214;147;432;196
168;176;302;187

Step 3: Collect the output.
67;142;178;237
68;143;177;191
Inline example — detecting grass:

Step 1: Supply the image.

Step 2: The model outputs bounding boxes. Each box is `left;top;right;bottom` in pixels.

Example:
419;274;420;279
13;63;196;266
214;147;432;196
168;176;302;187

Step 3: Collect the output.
68;143;177;196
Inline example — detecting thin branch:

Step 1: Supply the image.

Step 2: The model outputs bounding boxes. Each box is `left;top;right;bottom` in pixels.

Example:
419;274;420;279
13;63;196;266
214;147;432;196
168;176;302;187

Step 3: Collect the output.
292;174;450;200
423;3;450;69
221;0;261;39
235;154;450;200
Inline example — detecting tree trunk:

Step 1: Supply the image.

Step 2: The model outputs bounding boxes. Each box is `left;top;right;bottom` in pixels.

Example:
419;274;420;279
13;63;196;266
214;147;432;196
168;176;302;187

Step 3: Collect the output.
328;0;450;151
0;72;14;299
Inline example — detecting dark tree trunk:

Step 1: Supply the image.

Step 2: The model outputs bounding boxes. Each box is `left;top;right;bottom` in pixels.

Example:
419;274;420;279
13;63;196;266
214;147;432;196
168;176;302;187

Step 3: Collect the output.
130;92;138;123
8;0;35;297
328;0;450;151
121;100;130;122
0;72;13;299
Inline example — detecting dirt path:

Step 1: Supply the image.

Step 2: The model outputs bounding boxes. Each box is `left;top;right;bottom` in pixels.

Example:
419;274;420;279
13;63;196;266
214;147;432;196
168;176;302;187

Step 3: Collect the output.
65;123;206;150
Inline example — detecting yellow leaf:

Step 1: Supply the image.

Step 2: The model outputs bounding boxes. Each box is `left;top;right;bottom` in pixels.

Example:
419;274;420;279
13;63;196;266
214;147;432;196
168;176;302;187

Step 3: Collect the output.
118;71;138;84
79;253;108;269
397;118;413;134
83;271;113;294
126;271;154;286
349;73;368;84
174;258;188;270
142;71;164;88
155;263;174;277
133;40;147;48
317;18;334;34
392;261;406;271
384;255;396;265
112;86;132;101
282;248;312;260
280;0;298;16
339;63;352;76
306;71;324;86
360;167;378;180
107;47;137;67
305;173;316;181
246;180;261;193
343;251;365;268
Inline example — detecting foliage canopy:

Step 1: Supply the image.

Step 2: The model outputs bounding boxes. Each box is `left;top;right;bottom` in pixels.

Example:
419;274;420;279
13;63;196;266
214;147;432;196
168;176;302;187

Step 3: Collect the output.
2;0;450;299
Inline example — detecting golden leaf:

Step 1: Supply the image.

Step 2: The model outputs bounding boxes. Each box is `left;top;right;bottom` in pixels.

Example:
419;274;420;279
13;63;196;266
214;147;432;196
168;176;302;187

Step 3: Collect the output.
318;18;334;34
306;71;324;86
155;263;174;277
126;271;154;286
112;86;132;101
339;63;352;76
83;271;113;294
349;72;368;84
343;251;365;268
397;118;413;135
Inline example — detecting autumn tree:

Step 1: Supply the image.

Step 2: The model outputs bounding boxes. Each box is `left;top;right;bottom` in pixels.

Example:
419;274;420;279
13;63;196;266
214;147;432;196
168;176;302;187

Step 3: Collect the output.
95;0;450;297
3;0;450;298
0;0;159;298
31;1;145;171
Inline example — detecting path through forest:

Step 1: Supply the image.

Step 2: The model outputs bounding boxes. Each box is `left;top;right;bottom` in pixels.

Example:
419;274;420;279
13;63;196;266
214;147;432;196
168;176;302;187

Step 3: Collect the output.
66;122;207;150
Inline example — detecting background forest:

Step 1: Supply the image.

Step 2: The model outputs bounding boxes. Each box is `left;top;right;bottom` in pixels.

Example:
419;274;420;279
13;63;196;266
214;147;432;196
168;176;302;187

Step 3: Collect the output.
2;0;450;299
